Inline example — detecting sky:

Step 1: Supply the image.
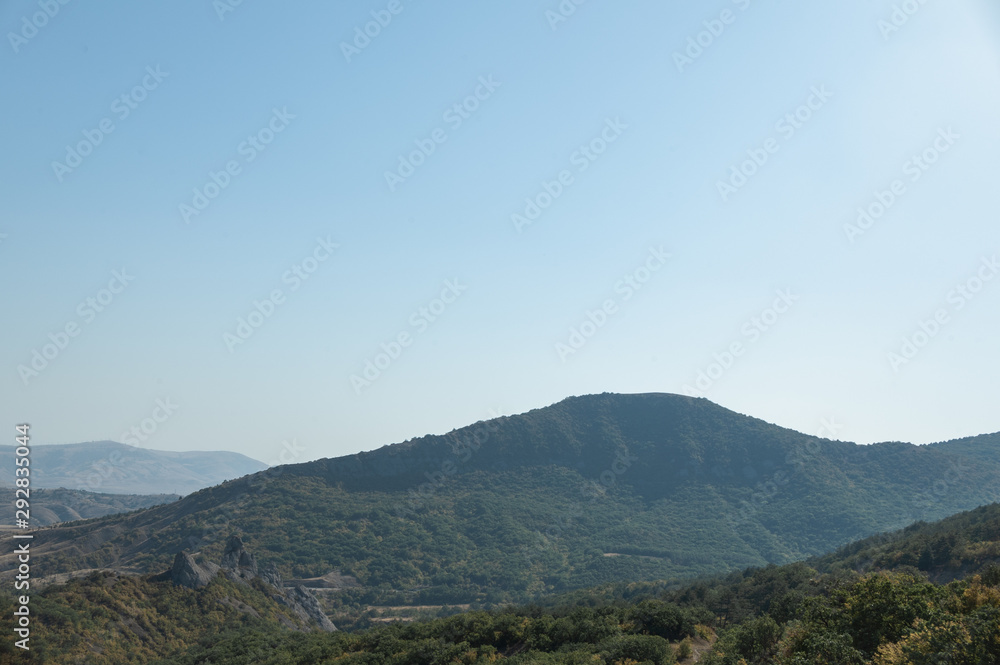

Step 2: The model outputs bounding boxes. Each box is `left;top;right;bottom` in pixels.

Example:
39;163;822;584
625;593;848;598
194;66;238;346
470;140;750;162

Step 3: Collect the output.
2;0;999;467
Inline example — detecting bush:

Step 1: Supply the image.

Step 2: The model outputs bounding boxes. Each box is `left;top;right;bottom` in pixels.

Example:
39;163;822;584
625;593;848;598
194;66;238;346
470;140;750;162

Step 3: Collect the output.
602;634;676;665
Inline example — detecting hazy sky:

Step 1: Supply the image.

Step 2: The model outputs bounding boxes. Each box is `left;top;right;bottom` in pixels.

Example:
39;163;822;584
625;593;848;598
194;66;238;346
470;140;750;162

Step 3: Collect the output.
3;0;999;466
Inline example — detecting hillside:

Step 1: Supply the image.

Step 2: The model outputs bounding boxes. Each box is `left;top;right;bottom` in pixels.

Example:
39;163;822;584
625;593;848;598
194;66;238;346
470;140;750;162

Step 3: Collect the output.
0;441;267;495
7;394;1000;614
0;487;177;526
12;505;999;664
928;431;1000;466
812;502;1000;582
0;537;334;664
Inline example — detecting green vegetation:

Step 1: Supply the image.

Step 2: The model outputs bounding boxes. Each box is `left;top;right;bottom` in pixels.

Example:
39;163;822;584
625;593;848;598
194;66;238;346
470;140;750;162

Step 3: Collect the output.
812;501;1000;581
161;599;702;665
151;550;1000;664
13;394;1000;621
699;569;1000;664
5;502;1000;664
0;571;323;664
6;394;1000;662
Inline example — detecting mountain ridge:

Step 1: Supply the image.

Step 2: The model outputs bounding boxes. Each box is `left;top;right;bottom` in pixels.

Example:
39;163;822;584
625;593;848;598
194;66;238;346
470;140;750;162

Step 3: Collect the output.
6;393;999;611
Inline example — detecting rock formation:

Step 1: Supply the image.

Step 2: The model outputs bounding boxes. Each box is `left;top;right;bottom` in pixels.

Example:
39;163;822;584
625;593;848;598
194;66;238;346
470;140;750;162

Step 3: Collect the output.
261;561;283;588
170;552;216;589
285;585;338;632
169;536;336;631
221;535;259;576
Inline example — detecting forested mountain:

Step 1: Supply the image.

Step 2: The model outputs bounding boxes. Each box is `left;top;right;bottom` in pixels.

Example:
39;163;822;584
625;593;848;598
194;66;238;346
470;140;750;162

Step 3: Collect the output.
7;393;999;614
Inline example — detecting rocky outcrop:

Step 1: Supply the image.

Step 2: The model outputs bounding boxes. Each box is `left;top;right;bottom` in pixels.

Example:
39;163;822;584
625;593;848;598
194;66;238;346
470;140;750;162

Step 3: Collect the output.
286;585;338;632
170;552;215;589
221;535;258;576
261;561;283;588
169;536;336;631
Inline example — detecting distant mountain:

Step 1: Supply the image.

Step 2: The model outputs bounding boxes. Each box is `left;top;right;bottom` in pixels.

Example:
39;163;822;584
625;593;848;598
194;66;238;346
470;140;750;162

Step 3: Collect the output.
0;487;178;526
0;441;267;495
8;394;1000;611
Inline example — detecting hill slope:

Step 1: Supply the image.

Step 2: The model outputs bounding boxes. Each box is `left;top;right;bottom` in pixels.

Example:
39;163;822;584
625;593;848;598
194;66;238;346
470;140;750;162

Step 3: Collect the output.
0;536;335;665
8;394;1000;609
0;441;267;495
812;501;1000;582
22;504;1000;665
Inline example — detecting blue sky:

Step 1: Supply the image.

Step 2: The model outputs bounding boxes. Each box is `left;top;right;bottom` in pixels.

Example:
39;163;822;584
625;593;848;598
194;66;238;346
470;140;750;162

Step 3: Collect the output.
2;0;999;465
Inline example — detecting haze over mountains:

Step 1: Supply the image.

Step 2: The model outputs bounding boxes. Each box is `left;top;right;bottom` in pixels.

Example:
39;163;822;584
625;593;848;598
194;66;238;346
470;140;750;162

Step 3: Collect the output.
0;488;179;527
13;393;1000;611
0;441;266;496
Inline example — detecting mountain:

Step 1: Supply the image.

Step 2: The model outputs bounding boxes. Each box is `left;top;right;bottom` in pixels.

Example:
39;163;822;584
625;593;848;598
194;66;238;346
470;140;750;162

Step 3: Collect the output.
0;441;267;495
0;487;178;526
6;394;1000;615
